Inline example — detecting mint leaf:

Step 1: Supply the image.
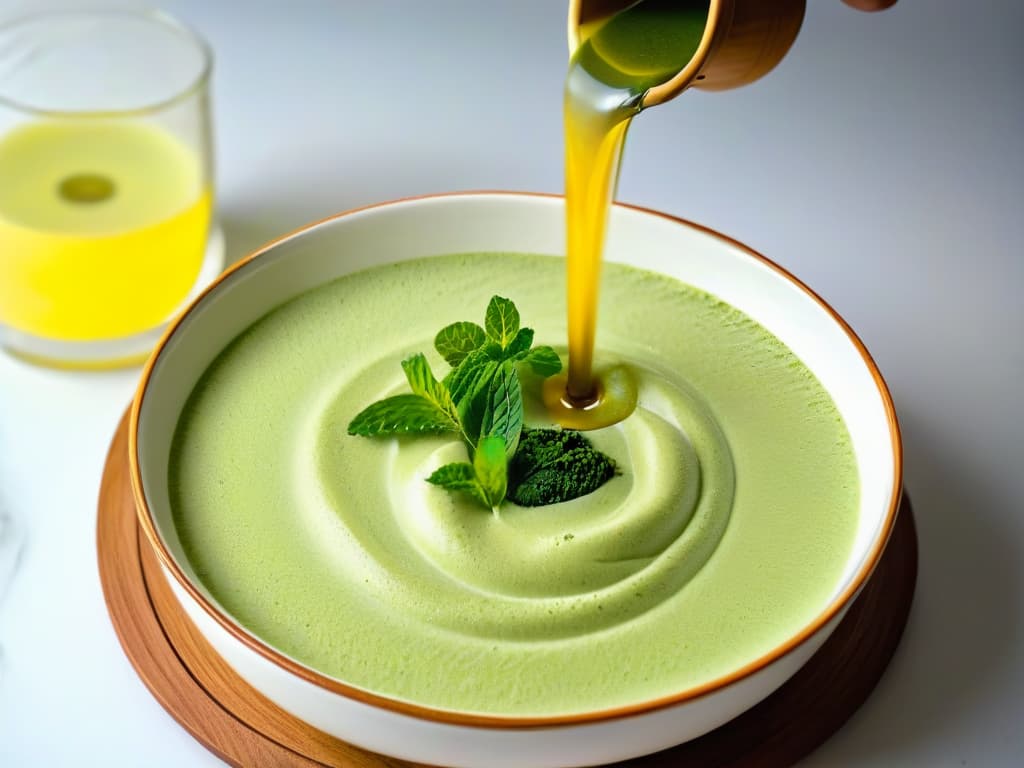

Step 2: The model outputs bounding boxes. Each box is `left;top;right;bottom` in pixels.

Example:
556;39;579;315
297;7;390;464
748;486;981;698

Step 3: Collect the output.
485;296;520;349
454;359;500;447
426;462;476;487
445;347;494;403
434;321;486;366
505;327;534;357
426;462;489;508
481;361;523;458
348;394;459;436
521;346;562;377
507;428;616;506
474;435;508;508
426;446;507;510
482;341;505;361
401;354;459;425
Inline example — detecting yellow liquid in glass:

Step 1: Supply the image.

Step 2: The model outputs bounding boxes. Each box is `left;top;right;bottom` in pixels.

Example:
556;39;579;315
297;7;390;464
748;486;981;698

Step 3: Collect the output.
0;121;211;341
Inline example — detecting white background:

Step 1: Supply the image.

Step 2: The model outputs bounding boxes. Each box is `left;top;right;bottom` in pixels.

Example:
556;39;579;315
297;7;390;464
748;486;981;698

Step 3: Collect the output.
1;0;1022;765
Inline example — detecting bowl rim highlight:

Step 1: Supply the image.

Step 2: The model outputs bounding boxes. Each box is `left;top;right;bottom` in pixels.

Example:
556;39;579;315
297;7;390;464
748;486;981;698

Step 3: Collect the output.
128;190;903;729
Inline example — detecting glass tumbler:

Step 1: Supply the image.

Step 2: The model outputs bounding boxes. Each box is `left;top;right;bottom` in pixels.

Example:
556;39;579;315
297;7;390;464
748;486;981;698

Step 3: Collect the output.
0;7;220;367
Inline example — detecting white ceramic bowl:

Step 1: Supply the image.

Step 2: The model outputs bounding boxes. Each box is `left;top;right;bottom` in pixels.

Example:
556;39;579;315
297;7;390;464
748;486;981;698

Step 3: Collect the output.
130;192;901;768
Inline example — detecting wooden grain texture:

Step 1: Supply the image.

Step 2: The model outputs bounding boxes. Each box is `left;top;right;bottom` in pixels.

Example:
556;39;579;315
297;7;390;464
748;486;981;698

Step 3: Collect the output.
687;0;807;94
97;412;326;767
99;411;917;768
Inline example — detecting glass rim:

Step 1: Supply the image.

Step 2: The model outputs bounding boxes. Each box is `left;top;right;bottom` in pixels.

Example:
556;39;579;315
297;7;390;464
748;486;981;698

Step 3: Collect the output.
0;6;213;119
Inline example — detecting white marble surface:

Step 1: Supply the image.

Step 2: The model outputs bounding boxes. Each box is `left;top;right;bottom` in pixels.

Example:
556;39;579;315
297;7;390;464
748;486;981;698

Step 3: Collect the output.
1;0;1021;765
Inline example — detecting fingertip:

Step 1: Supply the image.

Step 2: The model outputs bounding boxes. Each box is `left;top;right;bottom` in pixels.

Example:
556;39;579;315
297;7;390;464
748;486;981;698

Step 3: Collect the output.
842;0;898;11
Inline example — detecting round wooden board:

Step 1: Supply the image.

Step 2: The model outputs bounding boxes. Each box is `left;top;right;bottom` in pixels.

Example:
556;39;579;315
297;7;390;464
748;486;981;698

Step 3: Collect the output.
98;412;918;768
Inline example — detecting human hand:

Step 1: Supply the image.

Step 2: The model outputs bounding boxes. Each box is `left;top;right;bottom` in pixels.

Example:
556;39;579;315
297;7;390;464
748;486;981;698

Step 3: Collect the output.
842;0;898;10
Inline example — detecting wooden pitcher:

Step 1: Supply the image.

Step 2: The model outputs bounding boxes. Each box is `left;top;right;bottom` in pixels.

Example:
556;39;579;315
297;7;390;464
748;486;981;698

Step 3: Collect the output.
568;0;806;107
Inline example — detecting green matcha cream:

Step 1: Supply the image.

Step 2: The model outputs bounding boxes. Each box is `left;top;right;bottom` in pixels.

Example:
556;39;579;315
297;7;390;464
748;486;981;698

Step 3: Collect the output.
170;253;858;716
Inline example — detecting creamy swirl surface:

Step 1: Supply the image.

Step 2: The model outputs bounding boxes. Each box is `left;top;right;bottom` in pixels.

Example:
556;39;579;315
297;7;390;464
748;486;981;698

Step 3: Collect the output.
170;253;858;716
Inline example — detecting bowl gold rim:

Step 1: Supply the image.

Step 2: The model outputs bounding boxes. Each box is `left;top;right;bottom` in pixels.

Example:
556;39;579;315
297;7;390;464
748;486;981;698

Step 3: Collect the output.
129;190;903;729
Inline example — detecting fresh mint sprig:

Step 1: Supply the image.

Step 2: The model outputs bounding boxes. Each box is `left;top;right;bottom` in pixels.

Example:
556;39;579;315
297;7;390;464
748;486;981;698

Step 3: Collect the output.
347;296;616;510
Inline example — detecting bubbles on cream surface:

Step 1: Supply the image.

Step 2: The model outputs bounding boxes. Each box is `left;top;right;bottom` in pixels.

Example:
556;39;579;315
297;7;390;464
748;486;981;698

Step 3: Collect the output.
169;253;858;716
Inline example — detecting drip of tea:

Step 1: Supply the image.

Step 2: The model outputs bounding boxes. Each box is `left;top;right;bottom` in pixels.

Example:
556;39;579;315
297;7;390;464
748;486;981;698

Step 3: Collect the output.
548;0;710;428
